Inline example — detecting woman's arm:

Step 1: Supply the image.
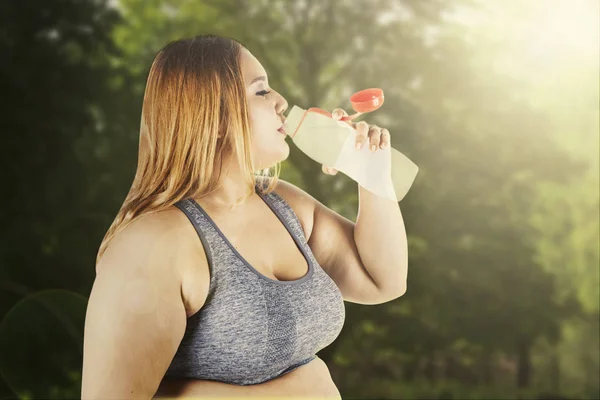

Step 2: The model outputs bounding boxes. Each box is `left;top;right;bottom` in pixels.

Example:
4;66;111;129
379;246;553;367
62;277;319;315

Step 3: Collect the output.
81;215;199;399
153;356;341;399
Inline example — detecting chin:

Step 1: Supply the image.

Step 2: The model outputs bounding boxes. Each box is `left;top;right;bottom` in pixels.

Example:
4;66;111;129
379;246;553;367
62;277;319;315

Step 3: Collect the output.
255;147;289;170
278;143;290;160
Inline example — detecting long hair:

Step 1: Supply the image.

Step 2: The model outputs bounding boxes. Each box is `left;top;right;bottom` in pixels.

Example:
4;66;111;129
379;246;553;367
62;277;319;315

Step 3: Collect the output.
96;34;280;266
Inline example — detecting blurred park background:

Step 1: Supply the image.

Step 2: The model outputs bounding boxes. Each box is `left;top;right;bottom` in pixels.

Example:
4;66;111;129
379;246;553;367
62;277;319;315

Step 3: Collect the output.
0;0;598;398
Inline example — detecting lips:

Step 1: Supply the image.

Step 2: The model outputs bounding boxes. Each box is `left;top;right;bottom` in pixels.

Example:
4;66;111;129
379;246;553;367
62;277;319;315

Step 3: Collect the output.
278;121;287;136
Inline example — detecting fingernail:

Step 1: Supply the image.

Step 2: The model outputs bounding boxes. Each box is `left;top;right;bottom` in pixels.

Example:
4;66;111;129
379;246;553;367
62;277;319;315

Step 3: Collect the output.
355;142;362;150
371;145;376;151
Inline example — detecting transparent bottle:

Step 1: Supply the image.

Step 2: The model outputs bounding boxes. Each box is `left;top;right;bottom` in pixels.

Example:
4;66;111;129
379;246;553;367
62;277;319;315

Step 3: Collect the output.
284;104;419;202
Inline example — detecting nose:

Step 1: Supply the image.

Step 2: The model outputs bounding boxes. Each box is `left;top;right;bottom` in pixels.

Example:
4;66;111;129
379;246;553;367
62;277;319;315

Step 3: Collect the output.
276;95;288;119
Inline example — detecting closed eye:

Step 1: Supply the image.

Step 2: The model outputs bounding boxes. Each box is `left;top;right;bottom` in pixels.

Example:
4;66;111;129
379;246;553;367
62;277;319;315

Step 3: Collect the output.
257;90;272;97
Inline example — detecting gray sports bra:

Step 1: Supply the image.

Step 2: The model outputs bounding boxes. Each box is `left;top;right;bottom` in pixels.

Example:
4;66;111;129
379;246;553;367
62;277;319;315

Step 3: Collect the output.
164;181;346;385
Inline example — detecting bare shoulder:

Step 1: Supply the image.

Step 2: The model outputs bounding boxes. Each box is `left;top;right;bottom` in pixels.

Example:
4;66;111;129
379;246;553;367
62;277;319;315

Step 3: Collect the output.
84;206;199;398
97;205;210;317
98;206;191;276
268;178;318;241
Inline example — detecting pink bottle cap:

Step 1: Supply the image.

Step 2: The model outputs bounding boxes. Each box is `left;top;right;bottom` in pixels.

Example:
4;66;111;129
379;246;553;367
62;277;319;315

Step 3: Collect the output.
306;88;384;122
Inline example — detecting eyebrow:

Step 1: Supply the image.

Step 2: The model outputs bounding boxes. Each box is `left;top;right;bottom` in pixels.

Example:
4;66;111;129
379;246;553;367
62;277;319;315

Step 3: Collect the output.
250;75;267;85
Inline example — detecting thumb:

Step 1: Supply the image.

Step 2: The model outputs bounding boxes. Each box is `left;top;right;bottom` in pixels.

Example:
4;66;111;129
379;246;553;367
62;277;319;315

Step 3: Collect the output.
332;108;346;120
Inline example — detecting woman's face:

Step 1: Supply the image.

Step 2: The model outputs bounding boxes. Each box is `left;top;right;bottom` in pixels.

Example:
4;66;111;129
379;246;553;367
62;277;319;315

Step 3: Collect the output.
240;48;289;170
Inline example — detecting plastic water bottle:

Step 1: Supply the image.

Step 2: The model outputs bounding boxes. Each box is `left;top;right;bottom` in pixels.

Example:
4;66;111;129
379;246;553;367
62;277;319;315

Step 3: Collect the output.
283;89;419;202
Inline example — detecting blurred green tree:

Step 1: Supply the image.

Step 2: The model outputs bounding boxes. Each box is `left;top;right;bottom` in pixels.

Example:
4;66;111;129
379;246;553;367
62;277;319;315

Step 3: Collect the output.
1;0;597;398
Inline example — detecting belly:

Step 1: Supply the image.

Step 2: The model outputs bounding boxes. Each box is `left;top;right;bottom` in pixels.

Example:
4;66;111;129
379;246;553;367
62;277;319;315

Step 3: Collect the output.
155;357;340;399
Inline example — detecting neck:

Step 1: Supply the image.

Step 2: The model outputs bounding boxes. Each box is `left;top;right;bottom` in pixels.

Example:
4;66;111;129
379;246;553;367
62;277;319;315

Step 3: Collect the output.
199;157;257;209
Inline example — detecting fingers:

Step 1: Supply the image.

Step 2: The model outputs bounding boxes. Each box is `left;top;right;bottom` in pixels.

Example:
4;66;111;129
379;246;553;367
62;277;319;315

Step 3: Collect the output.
332;109;390;151
332;108;348;120
322;164;338;175
354;121;369;150
355;123;390;151
367;125;382;151
380;128;390;149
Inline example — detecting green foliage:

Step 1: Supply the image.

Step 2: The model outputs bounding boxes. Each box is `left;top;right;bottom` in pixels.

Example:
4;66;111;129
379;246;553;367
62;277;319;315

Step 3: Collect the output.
1;0;597;398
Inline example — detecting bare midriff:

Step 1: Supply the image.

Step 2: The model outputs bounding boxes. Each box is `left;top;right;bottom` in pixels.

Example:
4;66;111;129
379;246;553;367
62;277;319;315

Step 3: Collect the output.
154;357;341;399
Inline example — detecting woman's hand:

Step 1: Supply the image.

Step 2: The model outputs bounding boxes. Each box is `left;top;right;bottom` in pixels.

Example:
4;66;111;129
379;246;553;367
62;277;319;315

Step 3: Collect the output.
321;108;391;176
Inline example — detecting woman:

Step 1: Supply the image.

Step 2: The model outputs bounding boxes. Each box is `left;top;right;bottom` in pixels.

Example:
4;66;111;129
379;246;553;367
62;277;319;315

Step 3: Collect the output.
81;34;408;399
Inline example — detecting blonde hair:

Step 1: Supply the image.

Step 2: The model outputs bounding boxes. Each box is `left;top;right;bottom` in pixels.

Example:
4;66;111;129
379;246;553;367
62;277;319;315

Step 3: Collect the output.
96;34;280;266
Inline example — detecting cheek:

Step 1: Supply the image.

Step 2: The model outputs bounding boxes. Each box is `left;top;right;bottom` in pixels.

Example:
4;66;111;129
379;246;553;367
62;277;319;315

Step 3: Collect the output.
247;101;272;133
